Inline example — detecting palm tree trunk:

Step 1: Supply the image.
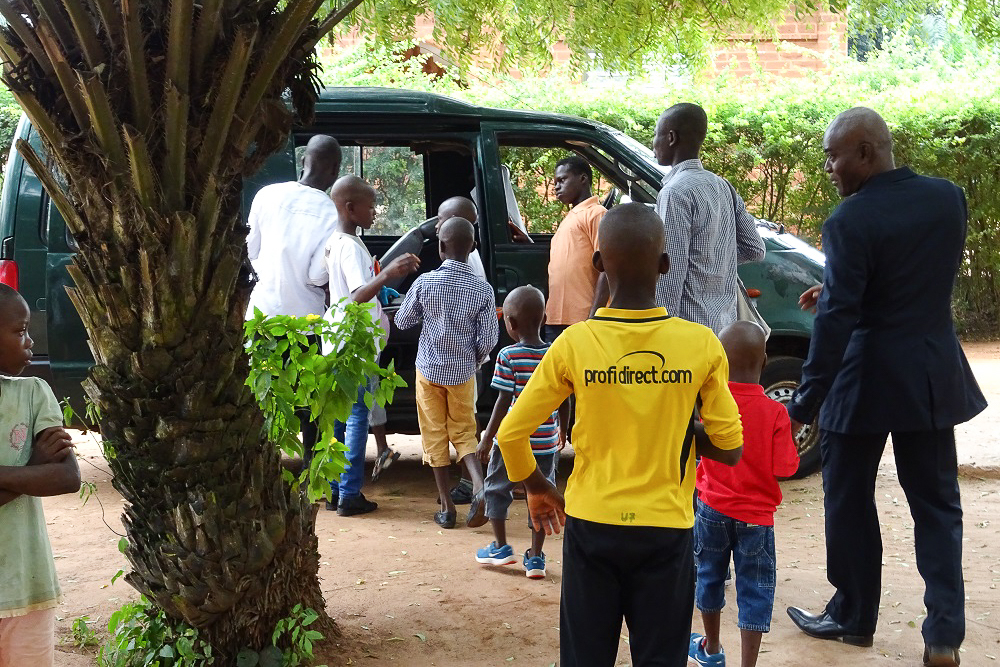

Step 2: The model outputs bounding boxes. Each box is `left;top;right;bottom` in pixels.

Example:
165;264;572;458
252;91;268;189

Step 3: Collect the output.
0;0;346;655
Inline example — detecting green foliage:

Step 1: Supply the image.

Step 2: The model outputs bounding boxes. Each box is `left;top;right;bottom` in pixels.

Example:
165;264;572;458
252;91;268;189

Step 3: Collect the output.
98;598;326;667
71;615;100;648
244;305;405;502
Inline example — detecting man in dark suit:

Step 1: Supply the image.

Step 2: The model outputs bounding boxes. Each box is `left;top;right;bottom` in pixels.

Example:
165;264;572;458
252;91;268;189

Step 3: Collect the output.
785;107;986;667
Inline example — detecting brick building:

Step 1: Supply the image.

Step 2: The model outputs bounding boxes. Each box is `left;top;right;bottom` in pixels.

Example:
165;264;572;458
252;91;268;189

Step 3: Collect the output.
330;10;846;79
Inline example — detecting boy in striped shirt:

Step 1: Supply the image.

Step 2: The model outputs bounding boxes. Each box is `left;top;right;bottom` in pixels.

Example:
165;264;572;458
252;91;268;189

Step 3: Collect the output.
475;286;568;579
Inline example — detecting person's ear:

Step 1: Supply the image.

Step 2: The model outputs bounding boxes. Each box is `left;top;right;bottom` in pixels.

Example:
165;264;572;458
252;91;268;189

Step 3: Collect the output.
858;141;873;164
439;238;446;255
668;129;679;147
658;252;670;275
592;250;605;273
540;312;547;329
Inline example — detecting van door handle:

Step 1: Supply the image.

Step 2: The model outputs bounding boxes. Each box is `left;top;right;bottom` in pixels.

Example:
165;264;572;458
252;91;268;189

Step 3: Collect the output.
35;298;46;311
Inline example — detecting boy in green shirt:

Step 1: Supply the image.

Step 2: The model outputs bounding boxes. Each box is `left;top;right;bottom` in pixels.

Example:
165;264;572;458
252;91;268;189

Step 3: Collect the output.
497;203;744;666
0;284;81;666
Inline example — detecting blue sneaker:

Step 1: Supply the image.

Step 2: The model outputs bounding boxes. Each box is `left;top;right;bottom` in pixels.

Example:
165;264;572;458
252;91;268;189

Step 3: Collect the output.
476;542;517;565
688;633;725;666
523;550;546;579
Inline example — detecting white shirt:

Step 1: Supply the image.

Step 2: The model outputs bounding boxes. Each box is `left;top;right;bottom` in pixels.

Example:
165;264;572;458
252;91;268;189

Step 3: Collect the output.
323;231;390;354
468;249;487;281
246;181;340;318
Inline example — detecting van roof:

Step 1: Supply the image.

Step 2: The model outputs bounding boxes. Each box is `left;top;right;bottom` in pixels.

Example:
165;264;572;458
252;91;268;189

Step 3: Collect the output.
314;86;602;131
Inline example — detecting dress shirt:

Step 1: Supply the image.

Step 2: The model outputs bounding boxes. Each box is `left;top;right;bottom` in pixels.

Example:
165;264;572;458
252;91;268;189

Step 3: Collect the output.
395;260;499;386
654;159;765;333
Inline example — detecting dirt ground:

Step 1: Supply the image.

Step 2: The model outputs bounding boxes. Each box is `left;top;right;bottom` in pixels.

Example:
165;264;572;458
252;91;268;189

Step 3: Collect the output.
48;344;1000;666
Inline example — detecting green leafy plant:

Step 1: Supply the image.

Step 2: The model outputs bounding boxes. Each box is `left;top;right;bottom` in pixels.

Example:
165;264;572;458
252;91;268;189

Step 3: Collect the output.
71;615;100;648
244;304;405;502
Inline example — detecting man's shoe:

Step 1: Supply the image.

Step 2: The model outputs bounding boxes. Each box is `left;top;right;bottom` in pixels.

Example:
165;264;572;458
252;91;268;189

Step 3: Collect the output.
475;542;517;565
435;510;457;529
337;493;377;516
450;479;474;504
923;645;960;666
324;492;339;511
786;607;874;647
688;633;725;666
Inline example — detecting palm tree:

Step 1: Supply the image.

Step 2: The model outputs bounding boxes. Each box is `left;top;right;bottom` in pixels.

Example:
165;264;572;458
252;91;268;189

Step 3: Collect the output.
0;0;360;655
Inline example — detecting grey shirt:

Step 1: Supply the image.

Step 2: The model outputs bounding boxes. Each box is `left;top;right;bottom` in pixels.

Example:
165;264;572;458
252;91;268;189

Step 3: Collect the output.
654;159;765;333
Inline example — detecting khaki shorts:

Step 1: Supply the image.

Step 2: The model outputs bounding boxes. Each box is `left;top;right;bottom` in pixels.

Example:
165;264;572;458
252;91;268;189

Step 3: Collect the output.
415;369;478;467
0;607;56;667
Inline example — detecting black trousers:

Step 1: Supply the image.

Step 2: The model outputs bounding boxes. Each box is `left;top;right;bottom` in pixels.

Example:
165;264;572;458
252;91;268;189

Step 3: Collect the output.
277;333;320;469
560;517;694;667
820;428;964;646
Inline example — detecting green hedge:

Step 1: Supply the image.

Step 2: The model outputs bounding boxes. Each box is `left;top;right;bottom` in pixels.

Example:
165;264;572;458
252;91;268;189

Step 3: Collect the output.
321;42;1000;333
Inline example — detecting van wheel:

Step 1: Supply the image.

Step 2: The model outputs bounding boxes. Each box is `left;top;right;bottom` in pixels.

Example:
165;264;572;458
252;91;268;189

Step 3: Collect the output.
759;356;821;479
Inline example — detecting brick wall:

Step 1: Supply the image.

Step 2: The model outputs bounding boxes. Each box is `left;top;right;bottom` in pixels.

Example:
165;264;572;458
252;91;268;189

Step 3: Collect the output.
326;9;846;81
713;10;846;77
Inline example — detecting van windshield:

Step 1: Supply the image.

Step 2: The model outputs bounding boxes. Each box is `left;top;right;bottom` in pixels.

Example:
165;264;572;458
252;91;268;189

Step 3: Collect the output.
611;130;670;178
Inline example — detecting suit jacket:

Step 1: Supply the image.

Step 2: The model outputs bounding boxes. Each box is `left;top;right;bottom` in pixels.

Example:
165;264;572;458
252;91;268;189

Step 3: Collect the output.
788;167;986;434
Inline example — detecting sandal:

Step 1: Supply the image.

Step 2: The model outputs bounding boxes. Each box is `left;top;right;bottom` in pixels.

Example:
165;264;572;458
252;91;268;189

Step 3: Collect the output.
434;510;457;529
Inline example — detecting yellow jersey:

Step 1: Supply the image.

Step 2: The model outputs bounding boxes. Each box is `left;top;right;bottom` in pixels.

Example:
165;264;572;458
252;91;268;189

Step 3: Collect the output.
497;307;743;528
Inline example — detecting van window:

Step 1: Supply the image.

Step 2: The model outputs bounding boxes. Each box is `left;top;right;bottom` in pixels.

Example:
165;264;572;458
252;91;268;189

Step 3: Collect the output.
498;142;622;236
294;142;426;237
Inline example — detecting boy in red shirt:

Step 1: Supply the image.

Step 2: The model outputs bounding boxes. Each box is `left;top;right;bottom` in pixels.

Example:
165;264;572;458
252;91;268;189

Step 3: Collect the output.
689;321;800;667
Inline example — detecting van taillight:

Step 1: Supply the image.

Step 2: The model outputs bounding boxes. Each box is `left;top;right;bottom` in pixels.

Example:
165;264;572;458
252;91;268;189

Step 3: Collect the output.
0;260;19;290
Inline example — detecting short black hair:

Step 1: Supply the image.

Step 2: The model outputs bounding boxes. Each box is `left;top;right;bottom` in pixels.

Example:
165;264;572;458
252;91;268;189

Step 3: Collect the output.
555;155;593;184
0;283;26;320
662;103;708;147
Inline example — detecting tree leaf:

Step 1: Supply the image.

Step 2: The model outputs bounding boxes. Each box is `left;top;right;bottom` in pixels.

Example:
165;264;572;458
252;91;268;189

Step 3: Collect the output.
236;648;260;667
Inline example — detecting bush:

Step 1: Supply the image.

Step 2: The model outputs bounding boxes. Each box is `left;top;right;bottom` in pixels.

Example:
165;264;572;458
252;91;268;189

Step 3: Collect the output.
320;40;1000;333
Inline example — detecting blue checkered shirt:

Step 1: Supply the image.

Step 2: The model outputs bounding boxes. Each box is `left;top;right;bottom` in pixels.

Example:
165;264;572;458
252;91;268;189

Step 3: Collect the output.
395;260;499;386
654;159;765;333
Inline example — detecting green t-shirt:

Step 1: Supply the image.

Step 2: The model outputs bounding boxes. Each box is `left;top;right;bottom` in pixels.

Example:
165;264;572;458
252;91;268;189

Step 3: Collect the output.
0;376;65;617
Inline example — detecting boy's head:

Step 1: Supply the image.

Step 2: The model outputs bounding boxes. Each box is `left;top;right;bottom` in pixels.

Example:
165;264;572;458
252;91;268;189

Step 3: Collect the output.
554;156;593;206
593;203;669;298
0;284;32;376
331;175;377;230
718;321;768;384
436;197;478;234
502;285;545;342
438;216;476;263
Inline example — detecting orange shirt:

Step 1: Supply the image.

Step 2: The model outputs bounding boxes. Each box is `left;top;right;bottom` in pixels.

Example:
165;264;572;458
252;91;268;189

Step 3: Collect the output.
546;196;606;325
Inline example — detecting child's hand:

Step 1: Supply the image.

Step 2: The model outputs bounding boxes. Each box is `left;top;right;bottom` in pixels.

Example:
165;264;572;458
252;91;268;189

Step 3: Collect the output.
799;284;822;312
29;427;75;465
384;253;420;279
558;427;568;452
476;437;492;465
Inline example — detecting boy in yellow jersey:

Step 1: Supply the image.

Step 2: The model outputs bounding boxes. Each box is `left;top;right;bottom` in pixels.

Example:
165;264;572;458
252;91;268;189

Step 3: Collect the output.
497;203;744;667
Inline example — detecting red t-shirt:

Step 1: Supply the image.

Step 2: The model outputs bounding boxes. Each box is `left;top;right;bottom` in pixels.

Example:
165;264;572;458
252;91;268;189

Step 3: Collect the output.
696;381;800;526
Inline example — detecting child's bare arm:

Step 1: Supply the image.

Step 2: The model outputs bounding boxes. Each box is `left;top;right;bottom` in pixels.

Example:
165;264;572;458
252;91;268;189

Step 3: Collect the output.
0;454;81;499
557;400;571;450
0;428;78;507
352;254;420;304
478;391;513;463
693;422;743;466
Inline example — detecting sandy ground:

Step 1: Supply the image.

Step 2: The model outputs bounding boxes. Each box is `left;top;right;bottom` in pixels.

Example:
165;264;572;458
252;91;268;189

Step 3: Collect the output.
47;344;1000;666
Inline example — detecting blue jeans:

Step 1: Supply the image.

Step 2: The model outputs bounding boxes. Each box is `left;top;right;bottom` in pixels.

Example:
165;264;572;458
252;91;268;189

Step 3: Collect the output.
694;500;776;632
332;381;372;501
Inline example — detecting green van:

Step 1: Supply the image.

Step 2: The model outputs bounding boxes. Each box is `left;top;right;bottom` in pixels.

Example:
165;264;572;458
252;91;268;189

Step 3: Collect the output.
0;87;825;476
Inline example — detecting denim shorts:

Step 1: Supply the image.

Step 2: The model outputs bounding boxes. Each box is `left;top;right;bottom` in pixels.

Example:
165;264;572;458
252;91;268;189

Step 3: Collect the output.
694;500;776;632
484;445;557;520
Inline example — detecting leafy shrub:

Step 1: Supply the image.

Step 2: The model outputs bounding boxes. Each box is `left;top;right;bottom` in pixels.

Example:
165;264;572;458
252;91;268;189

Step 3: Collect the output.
320;40;1000;332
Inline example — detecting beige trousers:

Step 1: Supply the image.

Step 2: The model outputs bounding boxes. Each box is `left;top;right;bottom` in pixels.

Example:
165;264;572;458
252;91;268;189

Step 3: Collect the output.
0;607;56;667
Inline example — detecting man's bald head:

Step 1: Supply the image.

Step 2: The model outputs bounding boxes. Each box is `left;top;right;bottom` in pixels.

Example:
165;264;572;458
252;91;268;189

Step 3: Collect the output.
653;102;708;165
595;203;669;295
823;107;896;197
300;135;342;191
438;197;478;226
438;216;476;261
503;285;546;335
719;321;767;382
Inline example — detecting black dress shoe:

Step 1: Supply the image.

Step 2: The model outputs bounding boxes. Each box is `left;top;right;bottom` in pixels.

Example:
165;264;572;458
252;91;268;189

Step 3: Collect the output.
786;607;874;647
923;645;960;666
337;493;378;516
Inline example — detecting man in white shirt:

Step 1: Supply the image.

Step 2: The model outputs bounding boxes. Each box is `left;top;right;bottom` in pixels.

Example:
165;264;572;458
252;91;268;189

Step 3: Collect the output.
245;134;342;465
246;134;343;318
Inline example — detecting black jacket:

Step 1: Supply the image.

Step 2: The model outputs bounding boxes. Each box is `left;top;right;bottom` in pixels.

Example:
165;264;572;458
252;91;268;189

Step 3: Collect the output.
788;167;986;433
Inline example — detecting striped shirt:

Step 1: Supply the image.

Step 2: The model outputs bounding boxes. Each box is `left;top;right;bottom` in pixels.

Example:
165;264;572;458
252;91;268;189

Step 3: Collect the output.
491;343;560;454
396;260;499;386
654;159;765;333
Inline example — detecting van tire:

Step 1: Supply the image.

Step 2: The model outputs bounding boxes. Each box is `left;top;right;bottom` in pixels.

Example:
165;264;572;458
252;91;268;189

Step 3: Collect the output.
759;355;821;479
